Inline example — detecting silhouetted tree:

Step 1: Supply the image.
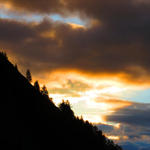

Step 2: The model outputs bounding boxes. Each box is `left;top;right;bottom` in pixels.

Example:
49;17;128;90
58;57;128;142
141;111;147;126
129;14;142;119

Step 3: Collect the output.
59;100;74;118
49;97;53;102
0;52;123;150
26;69;32;83
0;51;8;60
14;64;18;71
34;80;40;92
41;85;49;97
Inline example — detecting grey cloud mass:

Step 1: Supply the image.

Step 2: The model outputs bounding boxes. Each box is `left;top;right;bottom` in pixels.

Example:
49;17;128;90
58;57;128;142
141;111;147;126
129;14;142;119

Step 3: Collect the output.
106;103;150;128
0;0;150;83
98;102;150;150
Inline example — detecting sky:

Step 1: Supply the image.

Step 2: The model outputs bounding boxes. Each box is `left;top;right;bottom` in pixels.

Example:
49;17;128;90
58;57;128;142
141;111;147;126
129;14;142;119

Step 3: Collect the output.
0;0;150;149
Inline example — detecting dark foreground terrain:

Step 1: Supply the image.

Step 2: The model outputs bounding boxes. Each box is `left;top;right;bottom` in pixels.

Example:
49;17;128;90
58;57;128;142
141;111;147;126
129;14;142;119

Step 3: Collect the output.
0;52;122;150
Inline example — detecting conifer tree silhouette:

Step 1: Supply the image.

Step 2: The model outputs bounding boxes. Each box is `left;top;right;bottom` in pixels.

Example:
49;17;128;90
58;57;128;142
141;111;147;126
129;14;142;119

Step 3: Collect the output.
59;100;74;118
26;69;32;83
14;64;18;71
0;51;8;60
0;52;123;150
34;80;40;92
41;85;49;97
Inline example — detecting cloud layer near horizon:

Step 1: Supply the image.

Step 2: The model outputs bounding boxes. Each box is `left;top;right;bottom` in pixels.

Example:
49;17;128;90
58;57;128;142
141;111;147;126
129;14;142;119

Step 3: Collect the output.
98;102;150;150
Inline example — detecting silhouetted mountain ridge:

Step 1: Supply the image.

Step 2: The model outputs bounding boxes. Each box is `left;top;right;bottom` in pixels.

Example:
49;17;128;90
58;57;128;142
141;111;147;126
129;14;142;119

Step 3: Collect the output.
0;52;122;150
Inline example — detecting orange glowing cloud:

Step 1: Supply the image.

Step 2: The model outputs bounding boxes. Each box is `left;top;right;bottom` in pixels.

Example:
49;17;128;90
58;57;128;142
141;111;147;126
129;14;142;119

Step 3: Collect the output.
94;99;132;110
2;16;150;86
68;23;85;29
106;135;120;141
34;70;136;124
0;2;12;10
40;30;56;39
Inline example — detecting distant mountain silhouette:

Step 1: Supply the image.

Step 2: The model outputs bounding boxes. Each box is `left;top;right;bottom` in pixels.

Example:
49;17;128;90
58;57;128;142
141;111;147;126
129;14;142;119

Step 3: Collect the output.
0;52;122;150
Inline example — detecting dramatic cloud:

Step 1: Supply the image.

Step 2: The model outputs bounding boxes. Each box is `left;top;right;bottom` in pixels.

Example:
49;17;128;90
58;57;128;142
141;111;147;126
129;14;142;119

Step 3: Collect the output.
0;15;150;84
0;0;64;14
0;0;150;84
49;79;91;97
100;102;150;149
1;1;150;149
97;102;150;150
107;103;150;128
120;142;150;150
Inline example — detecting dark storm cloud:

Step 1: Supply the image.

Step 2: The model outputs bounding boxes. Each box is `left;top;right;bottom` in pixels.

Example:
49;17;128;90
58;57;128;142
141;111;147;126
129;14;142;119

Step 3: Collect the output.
0;0;150;82
1;0;150;18
120;142;150;150
107;103;150;128
98;102;150;148
0;19;35;42
0;0;63;14
98;114;150;139
97;106;150;149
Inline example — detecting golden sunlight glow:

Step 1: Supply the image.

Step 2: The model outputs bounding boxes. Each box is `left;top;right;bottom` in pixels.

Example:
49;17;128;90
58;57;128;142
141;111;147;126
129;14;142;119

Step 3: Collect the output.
106;122;121;129
34;70;139;124
82;114;105;124
50;94;83;105
50;94;64;104
107;135;120;140
0;2;12;10
101;86;126;94
114;123;121;129
122;136;129;140
68;23;85;29
40;30;56;39
86;99;110;111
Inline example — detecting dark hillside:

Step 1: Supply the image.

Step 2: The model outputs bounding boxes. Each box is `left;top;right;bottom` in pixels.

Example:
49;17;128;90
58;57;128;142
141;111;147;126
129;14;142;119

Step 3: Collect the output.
0;52;122;150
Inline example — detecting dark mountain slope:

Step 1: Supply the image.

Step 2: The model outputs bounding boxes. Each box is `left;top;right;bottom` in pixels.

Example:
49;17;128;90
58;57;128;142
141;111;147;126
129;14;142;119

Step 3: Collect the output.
0;52;122;150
